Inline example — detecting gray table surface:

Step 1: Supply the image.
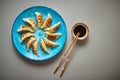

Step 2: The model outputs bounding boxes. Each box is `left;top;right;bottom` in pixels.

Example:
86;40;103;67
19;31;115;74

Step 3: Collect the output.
0;0;120;80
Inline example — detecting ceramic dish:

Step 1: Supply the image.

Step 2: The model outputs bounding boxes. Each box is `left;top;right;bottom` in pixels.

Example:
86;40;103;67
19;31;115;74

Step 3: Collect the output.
12;6;67;61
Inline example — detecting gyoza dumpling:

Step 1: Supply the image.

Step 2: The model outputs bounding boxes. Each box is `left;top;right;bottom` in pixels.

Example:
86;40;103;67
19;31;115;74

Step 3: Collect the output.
45;32;61;40
20;32;35;43
41;13;52;29
43;38;59;47
35;12;44;28
26;36;37;50
40;39;49;54
45;22;60;33
32;40;39;56
23;18;36;31
17;25;34;32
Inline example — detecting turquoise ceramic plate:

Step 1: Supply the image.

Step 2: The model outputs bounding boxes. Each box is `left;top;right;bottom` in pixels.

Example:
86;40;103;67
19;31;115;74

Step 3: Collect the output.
12;6;67;61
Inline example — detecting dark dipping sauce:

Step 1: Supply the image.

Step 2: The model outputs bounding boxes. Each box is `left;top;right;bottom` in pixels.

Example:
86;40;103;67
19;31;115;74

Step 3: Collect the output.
74;25;86;37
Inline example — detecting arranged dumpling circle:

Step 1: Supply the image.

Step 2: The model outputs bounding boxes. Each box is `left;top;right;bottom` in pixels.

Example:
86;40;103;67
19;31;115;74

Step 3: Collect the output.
17;12;62;56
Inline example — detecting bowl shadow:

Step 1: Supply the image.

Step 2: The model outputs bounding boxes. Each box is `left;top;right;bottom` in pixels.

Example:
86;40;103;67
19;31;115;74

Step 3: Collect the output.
77;36;89;46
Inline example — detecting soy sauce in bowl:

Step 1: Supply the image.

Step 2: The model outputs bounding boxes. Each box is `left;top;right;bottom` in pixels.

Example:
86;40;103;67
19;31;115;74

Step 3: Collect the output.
74;25;86;37
72;23;89;40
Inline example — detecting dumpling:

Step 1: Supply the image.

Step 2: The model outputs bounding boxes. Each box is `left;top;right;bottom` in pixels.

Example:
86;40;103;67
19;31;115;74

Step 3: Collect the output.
40;39;49;54
44;32;61;40
31;40;39;56
17;25;34;32
23;18;36;31
45;22;60;33
26;36;37;50
41;13;52;29
35;12;44;28
20;32;35;43
43;38;59;47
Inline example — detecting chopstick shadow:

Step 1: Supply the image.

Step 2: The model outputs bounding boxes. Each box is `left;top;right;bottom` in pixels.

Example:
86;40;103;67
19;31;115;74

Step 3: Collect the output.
65;37;89;66
11;41;67;67
54;37;89;77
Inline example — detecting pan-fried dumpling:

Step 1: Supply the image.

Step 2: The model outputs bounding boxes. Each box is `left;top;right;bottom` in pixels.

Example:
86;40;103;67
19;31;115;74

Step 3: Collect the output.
20;32;35;43
26;36;37;50
43;38;59;47
32;40;39;56
45;32;61;40
23;18;36;31
40;39;49;54
41;13;52;29
17;25;34;32
35;12;44;28
45;22;60;33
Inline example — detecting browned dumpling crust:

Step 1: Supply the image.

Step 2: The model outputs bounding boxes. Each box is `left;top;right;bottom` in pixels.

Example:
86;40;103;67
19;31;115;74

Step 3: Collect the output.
45;32;61;40
43;38;59;47
32;40;39;56
26;36;37;50
20;32;35;43
23;18;36;31
35;12;44;28
45;22;60;33
17;25;34;32
17;12;63;56
40;39;49;54
41;13;52;29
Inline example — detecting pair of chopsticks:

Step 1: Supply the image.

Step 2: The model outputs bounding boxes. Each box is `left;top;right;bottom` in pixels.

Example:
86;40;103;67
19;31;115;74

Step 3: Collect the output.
53;32;80;77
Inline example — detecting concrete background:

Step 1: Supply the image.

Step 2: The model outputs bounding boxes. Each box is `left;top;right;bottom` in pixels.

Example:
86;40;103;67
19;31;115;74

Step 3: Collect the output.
0;0;120;80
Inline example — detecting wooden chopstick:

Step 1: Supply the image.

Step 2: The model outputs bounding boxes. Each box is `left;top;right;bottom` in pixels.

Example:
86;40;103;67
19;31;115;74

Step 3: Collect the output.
59;32;80;77
53;36;77;74
60;58;69;77
53;32;80;77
